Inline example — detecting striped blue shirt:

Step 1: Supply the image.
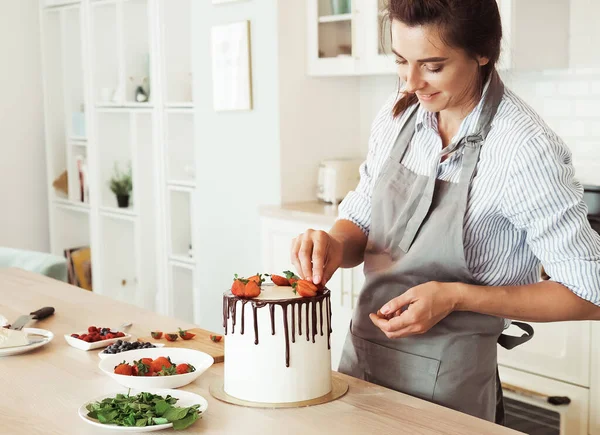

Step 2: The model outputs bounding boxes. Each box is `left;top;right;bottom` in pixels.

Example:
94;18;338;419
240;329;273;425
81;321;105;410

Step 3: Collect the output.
338;82;600;305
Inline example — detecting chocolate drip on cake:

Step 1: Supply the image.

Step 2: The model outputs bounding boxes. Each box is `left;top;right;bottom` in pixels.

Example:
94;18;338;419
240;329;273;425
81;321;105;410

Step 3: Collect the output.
282;304;290;367
305;302;309;341
291;303;296;343
297;301;302;336
318;299;323;336
240;300;248;335
269;304;276;335
223;289;331;368
252;304;259;344
311;299;318;343
326;296;331;348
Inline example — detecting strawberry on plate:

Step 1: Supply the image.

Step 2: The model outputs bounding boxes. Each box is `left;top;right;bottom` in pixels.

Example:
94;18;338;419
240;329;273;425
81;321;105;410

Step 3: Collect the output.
178;328;196;340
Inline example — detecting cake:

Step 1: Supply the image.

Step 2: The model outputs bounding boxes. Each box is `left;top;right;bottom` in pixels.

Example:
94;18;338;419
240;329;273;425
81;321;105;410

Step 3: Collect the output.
0;327;30;349
223;282;332;403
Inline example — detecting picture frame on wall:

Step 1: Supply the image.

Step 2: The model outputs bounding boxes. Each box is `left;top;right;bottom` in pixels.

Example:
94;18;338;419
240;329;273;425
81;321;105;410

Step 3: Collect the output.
211;21;253;112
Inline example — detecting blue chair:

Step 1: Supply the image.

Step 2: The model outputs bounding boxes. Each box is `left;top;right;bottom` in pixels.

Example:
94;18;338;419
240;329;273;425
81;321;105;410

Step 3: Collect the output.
0;247;68;282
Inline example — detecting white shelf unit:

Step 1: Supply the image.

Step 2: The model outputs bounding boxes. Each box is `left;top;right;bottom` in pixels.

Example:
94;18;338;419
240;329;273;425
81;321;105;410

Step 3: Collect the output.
40;0;195;317
156;0;196;323
166;186;193;262
90;0;153;106
159;0;193;106
40;2;92;262
164;109;196;185
168;260;196;324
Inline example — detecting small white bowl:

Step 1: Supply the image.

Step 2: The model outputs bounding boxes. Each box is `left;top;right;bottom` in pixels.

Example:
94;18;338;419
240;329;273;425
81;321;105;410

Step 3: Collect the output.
64;331;133;351
98;347;214;389
98;343;165;359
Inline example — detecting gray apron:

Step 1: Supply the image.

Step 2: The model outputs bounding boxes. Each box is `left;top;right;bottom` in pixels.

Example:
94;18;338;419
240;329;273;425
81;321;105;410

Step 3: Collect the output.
338;71;533;423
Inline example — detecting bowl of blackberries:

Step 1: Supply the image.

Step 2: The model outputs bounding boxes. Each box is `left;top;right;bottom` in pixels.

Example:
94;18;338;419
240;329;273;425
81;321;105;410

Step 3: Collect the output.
98;340;165;359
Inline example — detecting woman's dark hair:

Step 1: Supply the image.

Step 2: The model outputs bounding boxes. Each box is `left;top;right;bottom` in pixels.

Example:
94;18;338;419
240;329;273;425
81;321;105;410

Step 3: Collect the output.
384;0;502;117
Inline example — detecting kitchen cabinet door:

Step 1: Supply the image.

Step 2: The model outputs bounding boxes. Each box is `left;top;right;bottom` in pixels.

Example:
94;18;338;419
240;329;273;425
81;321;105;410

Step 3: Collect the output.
307;0;359;76
357;0;395;75
498;321;591;388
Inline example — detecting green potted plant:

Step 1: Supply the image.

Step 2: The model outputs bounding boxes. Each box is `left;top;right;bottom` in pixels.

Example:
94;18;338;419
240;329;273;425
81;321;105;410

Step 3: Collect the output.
108;162;132;208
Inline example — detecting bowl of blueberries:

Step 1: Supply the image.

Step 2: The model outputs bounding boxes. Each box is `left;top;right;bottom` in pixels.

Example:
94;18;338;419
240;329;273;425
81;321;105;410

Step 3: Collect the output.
98;339;165;359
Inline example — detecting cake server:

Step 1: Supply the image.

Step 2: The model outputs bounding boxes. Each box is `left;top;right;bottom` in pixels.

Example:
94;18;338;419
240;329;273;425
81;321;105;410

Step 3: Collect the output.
9;307;55;331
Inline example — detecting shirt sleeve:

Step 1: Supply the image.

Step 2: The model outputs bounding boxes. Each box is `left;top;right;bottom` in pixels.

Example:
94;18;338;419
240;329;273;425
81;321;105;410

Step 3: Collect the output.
337;92;401;235
501;132;600;305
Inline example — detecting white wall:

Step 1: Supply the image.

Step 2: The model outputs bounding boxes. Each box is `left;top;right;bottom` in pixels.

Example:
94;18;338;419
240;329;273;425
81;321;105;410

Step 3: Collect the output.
192;0;364;332
0;1;49;252
356;71;600;188
192;0;282;331
278;2;362;204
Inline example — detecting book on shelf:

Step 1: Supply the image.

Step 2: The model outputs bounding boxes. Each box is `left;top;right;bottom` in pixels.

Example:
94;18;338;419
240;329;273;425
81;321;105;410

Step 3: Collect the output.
75;154;90;203
64;246;92;291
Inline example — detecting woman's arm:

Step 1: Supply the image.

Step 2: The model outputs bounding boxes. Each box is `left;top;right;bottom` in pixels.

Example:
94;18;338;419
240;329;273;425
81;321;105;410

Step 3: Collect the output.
369;280;600;340
455;280;600;321
370;132;600;338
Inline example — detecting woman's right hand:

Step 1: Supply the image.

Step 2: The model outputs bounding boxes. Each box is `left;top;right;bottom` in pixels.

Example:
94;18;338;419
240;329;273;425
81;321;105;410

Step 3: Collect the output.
291;229;343;286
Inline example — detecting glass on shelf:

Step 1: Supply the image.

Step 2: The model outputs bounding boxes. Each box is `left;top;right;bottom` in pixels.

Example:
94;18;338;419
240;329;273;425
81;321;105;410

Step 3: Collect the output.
330;0;351;15
319;0;351;16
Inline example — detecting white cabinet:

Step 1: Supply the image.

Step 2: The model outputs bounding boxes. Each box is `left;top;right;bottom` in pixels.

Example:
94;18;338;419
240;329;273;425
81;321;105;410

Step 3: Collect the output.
496;0;569;71
308;0;571;76
260;216;358;370
498;321;592;388
40;0;196;320
499;366;589;435
590;322;600;435
307;0;395;76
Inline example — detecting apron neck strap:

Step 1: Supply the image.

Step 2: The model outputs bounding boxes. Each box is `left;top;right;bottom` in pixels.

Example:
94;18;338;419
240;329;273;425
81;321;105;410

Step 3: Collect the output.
390;103;419;164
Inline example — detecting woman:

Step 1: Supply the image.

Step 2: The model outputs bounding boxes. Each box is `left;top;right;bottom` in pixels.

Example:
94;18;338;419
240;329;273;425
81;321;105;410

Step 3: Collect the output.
291;0;600;424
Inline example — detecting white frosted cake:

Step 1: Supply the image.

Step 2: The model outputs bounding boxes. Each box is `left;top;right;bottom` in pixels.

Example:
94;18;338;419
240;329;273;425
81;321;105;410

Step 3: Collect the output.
223;285;332;403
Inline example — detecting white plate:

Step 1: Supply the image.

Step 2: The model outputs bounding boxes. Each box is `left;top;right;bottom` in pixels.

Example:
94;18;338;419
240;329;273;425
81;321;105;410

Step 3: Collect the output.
64;331;133;351
0;328;54;357
98;343;165;359
78;387;208;432
98;348;214;389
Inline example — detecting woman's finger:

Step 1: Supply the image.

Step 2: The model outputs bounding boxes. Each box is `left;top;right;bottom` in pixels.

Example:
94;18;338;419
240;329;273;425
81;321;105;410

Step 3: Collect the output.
298;230;315;281
311;231;328;284
290;236;305;279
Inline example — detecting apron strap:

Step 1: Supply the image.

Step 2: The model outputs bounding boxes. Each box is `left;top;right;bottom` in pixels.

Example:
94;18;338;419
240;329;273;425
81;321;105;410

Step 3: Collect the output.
399;71;505;253
497;321;535;350
389;103;419;164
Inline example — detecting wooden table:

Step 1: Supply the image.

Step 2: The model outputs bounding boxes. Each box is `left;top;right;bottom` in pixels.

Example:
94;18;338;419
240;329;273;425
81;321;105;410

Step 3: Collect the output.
0;269;522;434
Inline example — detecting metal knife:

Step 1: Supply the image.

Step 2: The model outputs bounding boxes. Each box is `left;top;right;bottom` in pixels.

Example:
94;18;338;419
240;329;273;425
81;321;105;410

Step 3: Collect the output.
10;307;55;331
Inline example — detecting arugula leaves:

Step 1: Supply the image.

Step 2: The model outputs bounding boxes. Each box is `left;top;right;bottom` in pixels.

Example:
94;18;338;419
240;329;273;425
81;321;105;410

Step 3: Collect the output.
86;391;202;430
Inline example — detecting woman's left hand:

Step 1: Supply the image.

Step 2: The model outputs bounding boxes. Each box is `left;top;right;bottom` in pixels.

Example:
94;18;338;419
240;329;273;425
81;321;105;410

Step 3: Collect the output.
369;281;461;339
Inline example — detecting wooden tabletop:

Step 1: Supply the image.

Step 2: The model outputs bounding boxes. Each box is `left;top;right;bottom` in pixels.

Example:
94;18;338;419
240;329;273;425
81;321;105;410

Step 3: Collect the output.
0;268;522;434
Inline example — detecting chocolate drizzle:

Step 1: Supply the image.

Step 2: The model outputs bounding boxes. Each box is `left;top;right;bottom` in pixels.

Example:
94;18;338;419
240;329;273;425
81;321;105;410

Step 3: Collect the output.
223;289;332;368
290;303;296;343
240;300;248;335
